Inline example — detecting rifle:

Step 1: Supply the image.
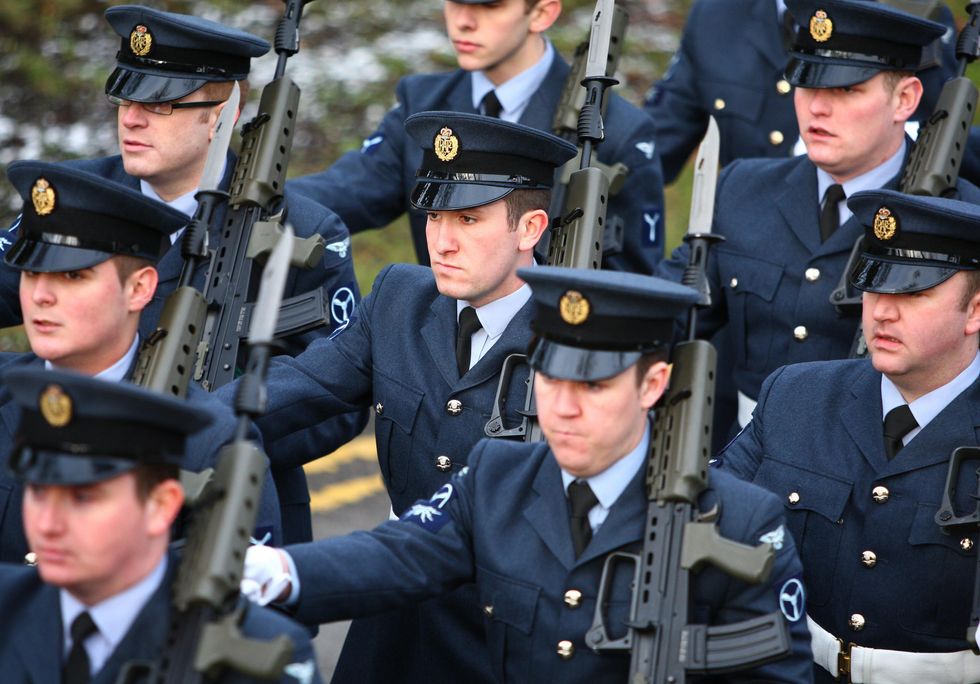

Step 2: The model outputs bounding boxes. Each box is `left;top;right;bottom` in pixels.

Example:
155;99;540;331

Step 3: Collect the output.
194;0;328;391
584;118;792;682
117;226;297;684
831;2;980;357
546;1;629;261
484;0;621;442
935;446;980;653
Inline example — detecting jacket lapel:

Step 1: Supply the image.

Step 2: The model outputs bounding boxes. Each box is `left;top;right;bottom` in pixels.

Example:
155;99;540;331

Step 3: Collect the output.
523;453;576;568
421;294;462;389
772;157;822;253
839;362;889;472
9;582;62;684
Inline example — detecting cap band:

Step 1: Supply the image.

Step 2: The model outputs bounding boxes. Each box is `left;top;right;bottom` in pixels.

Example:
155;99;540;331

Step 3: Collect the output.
793;29;922;69
420;149;556;187
18;205;172;261
116;39;249;79
533;307;672;351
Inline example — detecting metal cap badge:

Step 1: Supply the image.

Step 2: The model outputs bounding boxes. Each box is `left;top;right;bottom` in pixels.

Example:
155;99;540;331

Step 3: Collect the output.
873;206;898;241
31;178;55;216
559;290;590;326
39;384;72;428
809;10;833;42
130;23;153;56
434;127;460;162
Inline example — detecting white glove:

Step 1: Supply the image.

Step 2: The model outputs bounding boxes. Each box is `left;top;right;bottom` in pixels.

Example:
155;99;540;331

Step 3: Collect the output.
241;544;293;607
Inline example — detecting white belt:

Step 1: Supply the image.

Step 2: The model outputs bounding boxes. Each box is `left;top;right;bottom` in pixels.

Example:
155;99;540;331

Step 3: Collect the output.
808;615;980;683
737;391;757;428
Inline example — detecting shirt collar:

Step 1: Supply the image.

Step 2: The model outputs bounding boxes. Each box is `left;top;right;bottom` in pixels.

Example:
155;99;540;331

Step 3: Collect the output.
816;141;906;221
46;335;140;382
470;39;554;122
140;180;198;219
881;352;980;429
561;420;650;511
61;554;167;656
457;281;532;340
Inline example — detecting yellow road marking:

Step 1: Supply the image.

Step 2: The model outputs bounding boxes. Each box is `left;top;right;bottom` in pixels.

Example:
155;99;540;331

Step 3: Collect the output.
310;474;386;513
303;435;377;474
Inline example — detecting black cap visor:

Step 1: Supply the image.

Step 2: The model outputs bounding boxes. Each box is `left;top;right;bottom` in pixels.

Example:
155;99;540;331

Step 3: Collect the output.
9;448;137;486
529;338;641;382
411;180;515;212
105;66;207;103
4;238;112;273
849;253;960;294
785;55;883;88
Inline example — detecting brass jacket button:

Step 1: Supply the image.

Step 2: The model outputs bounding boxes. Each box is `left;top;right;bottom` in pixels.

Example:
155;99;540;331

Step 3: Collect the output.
872;486;889;504
787;492;800;505
435;455;452;472
446;399;463;416
849;614;866;631
557;640;575;659
374;402;384;416
564;589;583;608
861;550;877;568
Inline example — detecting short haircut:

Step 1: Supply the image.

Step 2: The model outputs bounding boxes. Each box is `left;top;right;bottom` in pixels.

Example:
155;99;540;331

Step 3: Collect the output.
634;348;670;385
881;70;915;93
197;78;250;104
959;269;980;310
110;254;155;286
503;188;552;230
132;462;180;503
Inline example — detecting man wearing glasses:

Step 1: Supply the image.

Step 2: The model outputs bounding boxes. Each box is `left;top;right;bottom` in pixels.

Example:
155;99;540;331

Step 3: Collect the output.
0;5;366;547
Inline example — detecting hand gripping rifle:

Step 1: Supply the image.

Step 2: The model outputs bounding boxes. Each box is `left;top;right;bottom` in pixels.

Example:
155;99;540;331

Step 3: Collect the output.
831;3;980;357
118;227;298;684
483;0;620;443
584;119;792;683
195;0;327;391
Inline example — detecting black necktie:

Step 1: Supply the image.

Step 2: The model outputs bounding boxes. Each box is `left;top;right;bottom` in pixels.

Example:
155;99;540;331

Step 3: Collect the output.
819;184;846;242
455;306;483;376
568;480;599;558
64;611;97;684
481;90;502;118
883;404;918;459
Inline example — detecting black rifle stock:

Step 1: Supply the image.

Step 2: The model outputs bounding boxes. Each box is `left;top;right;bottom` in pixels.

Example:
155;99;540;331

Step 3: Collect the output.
117;223;297;683
195;0;327;392
833;2;980;356
484;0;621;443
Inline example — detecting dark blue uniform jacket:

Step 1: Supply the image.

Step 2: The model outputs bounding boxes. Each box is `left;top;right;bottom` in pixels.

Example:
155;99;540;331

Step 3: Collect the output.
0;551;322;683
719;360;980;657
287;437;814;683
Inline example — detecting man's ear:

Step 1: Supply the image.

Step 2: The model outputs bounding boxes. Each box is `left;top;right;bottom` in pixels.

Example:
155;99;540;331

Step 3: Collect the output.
529;0;562;34
517;208;550;253
639;360;671;411
892;75;923;125
126;265;159;313
143;478;185;537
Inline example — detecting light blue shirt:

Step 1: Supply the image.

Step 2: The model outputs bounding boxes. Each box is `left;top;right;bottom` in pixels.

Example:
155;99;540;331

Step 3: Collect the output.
561;421;650;533
470;40;555;123
60;555;167;676
816;141;906;228
881;352;980;447
457;281;531;370
47;335;139;382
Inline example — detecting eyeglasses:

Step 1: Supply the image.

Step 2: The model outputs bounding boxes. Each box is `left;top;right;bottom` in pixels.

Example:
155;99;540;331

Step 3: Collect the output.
106;94;225;116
